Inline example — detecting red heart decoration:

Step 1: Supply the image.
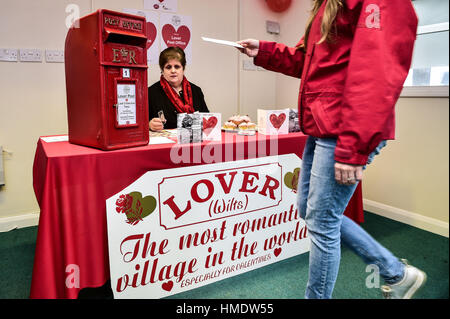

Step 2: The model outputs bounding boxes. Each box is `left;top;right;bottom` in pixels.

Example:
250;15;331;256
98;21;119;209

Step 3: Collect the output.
203;116;218;135
267;0;292;13
274;248;282;257
270;113;286;130
153;4;159;9
159;0;164;2
146;22;157;50
162;24;191;50
162;281;173;292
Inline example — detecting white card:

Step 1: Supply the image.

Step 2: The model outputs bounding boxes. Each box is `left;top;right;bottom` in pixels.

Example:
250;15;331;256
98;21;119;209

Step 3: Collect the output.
201;37;244;49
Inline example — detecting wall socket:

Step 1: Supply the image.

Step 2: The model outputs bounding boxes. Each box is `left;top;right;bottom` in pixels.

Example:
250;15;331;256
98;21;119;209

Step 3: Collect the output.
19;49;42;62
45;50;64;63
266;20;280;35
0;48;18;62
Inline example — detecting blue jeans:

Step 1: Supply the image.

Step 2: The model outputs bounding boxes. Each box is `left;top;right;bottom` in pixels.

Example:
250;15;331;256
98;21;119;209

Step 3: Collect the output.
298;137;404;299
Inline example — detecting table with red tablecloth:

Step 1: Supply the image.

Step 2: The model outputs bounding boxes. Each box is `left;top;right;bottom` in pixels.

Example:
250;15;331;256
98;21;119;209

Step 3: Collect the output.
30;132;363;299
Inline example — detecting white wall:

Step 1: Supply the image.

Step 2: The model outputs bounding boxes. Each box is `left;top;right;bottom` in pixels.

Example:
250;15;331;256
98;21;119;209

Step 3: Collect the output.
0;0;283;225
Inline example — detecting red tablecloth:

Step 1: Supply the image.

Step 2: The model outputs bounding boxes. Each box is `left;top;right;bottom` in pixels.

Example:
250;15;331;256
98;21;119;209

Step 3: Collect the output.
30;132;363;299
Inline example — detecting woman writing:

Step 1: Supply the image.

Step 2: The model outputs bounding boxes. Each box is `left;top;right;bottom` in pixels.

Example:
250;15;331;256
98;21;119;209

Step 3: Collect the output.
148;47;209;131
238;0;425;299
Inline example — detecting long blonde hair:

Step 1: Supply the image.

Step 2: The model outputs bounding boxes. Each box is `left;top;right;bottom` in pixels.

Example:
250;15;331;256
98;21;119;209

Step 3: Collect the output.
298;0;343;51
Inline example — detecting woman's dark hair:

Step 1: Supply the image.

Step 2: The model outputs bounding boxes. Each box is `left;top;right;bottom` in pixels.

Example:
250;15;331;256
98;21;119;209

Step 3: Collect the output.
159;47;186;70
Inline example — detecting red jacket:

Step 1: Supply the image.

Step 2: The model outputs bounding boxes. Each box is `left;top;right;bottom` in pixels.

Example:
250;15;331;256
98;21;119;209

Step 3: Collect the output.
254;0;418;165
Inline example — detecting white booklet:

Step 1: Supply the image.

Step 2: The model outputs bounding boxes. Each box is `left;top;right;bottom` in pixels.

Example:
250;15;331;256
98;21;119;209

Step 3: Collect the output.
201;37;244;49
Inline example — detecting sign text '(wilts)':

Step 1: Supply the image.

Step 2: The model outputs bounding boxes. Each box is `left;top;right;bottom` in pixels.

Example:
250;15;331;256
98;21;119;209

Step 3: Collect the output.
159;164;283;229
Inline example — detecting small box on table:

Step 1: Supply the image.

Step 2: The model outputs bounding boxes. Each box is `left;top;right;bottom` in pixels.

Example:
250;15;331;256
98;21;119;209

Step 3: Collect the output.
177;113;202;144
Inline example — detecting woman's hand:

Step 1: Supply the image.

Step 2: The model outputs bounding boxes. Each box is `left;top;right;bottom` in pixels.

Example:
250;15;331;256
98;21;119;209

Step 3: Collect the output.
237;39;260;57
149;118;164;131
335;162;363;185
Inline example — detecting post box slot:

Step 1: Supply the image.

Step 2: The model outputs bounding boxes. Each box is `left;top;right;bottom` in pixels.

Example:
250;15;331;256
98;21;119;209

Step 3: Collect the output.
104;28;147;47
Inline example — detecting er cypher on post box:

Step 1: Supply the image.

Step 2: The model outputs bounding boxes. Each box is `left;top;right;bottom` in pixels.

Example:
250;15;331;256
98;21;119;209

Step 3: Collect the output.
65;9;149;150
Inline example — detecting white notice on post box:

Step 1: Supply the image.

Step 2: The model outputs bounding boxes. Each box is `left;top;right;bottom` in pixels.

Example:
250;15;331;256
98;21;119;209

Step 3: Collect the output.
117;84;137;126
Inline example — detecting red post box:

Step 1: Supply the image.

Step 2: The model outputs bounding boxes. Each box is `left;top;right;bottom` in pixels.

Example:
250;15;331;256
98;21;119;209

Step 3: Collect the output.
65;9;149;150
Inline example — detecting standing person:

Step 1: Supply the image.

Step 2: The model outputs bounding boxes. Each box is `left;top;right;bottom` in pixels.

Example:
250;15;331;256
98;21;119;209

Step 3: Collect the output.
238;0;426;299
148;47;209;131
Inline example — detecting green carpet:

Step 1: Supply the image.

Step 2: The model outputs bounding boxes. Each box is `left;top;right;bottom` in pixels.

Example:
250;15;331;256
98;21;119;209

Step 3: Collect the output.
0;212;448;299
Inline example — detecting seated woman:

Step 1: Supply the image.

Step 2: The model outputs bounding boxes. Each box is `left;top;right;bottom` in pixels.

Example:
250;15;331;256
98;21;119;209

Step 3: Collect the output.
148;46;209;131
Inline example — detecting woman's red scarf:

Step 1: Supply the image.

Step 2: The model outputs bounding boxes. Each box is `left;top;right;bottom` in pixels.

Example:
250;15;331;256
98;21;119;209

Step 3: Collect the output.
160;75;194;113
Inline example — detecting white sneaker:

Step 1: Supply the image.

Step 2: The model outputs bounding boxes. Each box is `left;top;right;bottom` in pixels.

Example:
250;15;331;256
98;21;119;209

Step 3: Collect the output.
381;259;427;299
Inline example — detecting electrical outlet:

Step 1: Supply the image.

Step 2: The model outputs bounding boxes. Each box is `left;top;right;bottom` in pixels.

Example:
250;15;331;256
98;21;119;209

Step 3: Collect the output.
266;20;280;35
0;48;18;62
45;50;64;63
19;49;42;62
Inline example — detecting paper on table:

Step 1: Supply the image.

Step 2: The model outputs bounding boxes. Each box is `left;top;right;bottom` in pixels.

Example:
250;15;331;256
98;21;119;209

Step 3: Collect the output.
163;129;177;136
201;37;244;49
41;135;69;143
149;136;176;145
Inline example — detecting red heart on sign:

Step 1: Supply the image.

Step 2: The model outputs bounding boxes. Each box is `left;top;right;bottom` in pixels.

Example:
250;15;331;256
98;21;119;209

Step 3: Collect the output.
146;22;157;50
270;113;286;130
162;280;173;292
203;116;218;135
274;248;282;257
162;24;191;50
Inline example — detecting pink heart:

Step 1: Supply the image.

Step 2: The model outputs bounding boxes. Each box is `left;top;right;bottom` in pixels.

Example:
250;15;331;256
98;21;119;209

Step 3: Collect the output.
162;24;191;50
270;113;286;130
274;248;282;257
146;22;157;50
162;280;173;292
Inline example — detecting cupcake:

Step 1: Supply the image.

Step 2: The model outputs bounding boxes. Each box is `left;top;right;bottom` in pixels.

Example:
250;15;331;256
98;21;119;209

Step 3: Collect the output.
231;116;244;126
230;115;252;126
238;122;249;130
241;115;251;123
224;121;238;130
246;122;256;130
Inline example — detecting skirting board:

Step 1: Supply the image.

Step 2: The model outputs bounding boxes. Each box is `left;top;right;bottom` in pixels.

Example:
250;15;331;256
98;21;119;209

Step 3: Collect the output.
363;199;449;238
0;213;39;233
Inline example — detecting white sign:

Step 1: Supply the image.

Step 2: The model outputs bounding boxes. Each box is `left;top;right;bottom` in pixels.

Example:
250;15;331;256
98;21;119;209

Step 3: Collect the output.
123;9;160;65
106;154;309;299
117;84;136;126
160;13;192;64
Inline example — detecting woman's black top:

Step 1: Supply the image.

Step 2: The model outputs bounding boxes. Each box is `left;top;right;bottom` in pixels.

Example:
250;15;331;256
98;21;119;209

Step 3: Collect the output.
148;81;209;129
